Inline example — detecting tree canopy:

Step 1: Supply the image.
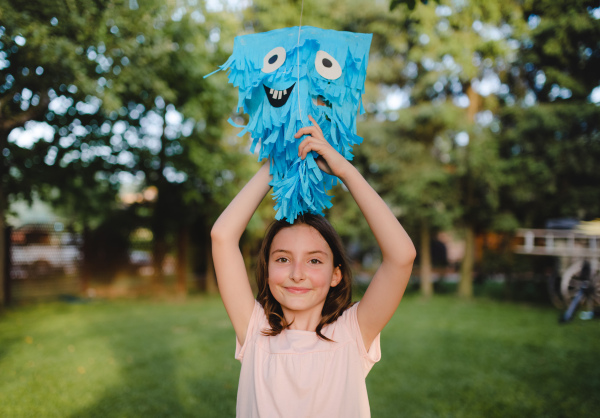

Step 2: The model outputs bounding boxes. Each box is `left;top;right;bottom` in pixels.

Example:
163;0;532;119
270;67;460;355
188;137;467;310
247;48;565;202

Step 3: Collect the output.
1;0;247;300
2;0;599;304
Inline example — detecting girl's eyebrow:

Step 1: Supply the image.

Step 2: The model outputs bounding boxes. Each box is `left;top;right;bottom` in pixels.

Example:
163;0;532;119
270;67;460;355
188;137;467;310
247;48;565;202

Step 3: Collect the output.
270;249;329;256
270;249;290;256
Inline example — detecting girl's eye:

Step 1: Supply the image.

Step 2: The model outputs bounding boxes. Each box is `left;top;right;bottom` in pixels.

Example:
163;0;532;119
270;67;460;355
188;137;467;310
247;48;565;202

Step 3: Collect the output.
275;257;289;263
314;50;342;80
309;259;322;265
262;47;286;73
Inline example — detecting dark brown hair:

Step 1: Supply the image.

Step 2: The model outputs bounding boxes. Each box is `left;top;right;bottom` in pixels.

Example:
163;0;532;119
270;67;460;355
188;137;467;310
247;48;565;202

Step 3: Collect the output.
256;214;353;341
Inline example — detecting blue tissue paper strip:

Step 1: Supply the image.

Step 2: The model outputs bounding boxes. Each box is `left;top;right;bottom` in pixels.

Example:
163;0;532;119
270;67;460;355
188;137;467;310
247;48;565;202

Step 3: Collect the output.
206;26;372;223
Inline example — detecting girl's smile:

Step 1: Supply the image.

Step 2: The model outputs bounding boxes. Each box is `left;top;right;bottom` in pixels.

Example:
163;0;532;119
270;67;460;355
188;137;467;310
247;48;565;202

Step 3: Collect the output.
285;286;311;294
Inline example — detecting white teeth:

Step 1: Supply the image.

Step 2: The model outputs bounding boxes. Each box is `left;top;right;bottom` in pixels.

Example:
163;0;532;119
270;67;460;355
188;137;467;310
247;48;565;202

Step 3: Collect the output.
269;88;289;101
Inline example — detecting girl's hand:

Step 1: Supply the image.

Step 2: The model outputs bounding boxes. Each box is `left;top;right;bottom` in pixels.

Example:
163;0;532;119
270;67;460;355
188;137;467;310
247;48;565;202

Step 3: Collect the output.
295;115;350;178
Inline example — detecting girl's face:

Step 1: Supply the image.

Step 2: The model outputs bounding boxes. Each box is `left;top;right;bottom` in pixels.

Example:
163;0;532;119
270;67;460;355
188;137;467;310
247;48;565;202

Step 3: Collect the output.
267;224;342;322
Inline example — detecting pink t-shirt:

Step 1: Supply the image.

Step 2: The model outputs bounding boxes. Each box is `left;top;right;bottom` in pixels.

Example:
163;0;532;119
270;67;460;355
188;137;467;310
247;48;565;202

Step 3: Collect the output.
235;301;381;418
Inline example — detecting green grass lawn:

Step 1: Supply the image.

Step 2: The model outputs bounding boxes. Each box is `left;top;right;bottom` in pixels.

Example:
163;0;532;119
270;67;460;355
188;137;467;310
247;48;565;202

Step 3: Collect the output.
1;294;598;417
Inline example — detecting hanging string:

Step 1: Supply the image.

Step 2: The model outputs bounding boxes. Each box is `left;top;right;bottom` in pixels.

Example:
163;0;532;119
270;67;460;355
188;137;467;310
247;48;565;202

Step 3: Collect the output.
297;0;304;120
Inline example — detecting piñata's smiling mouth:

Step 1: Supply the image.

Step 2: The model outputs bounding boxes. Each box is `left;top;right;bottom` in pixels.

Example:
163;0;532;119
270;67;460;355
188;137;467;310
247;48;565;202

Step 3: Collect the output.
263;83;295;108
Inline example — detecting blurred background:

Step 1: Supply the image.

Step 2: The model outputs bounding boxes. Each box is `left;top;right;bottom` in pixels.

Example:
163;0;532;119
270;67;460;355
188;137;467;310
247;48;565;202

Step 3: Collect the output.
1;0;599;417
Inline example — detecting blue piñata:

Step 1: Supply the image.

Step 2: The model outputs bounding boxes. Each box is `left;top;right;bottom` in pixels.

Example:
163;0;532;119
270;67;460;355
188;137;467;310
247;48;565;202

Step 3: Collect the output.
206;26;372;222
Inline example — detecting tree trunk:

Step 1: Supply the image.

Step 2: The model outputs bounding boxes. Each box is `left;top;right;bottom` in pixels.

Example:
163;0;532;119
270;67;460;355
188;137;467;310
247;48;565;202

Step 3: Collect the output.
458;224;475;298
0;186;6;307
0;125;6;306
0;95;50;306
152;129;169;294
420;220;433;297
458;83;480;299
152;234;167;292
466;84;481;122
176;225;189;297
81;226;91;297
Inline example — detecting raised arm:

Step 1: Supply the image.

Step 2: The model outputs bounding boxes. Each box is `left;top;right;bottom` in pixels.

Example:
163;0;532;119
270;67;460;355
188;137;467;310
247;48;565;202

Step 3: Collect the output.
296;116;416;349
211;162;272;345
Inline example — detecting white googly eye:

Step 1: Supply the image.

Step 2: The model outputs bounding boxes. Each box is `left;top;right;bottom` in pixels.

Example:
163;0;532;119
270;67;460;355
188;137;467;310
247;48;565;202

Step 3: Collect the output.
262;46;286;73
315;50;342;80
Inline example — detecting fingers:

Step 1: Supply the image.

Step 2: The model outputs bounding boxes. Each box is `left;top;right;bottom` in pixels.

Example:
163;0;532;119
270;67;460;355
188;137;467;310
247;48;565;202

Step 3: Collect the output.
294;126;321;139
308;115;324;136
297;136;317;160
298;137;344;177
296;115;334;165
294;128;310;139
294;115;324;139
294;115;350;178
298;135;328;160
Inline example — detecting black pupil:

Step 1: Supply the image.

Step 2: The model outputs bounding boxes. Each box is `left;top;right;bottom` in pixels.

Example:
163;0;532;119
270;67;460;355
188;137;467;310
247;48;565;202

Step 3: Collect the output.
322;58;332;68
268;55;278;64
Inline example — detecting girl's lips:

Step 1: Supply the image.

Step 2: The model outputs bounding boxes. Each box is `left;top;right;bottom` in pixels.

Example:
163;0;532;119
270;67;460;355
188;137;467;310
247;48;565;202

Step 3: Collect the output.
285;287;311;294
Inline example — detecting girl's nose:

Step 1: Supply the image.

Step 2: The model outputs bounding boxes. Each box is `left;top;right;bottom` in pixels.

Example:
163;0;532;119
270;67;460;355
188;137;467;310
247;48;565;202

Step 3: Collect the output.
289;263;305;282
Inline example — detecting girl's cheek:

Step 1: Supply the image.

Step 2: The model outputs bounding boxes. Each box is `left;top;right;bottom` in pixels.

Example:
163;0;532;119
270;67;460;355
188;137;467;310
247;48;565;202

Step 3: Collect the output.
307;270;332;287
267;265;287;285
313;277;331;287
268;277;285;287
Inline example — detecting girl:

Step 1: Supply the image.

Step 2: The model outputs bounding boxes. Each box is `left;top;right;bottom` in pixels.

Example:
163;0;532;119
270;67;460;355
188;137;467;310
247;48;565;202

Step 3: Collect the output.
211;115;416;417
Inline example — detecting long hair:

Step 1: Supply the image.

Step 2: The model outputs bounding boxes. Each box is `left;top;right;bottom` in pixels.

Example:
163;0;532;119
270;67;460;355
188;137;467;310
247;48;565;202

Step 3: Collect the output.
256;214;353;341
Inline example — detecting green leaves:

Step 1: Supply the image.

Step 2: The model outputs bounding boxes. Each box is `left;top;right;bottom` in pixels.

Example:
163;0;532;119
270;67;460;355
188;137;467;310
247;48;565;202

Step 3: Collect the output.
499;103;600;225
520;0;600;102
390;0;442;12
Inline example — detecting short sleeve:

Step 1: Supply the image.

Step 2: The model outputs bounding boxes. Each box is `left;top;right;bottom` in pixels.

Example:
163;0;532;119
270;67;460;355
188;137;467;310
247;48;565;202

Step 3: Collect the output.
235;300;264;362
340;302;381;375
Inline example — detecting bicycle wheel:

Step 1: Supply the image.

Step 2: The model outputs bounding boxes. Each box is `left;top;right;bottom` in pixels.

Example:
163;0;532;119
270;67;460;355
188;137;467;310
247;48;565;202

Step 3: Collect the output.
560;260;600;312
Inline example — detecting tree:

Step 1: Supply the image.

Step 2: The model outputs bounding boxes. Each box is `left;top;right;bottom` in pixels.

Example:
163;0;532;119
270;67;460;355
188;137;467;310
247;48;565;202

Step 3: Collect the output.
500;104;600;226
375;0;528;297
358;105;462;297
0;0;241;302
85;3;241;292
498;0;600;227
1;0;120;304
